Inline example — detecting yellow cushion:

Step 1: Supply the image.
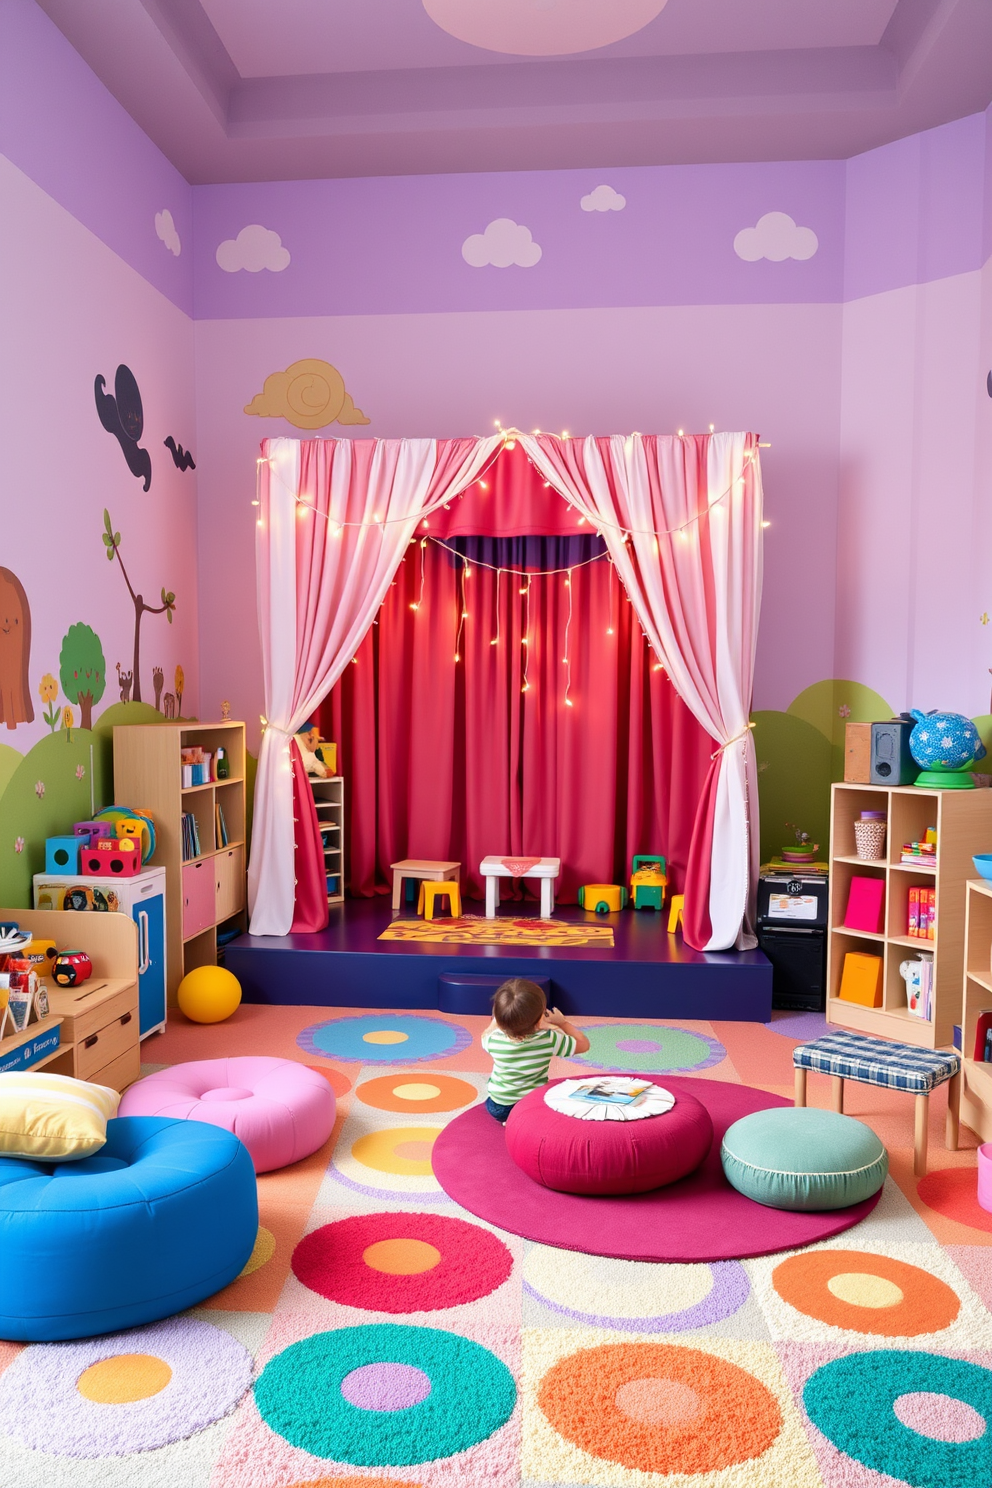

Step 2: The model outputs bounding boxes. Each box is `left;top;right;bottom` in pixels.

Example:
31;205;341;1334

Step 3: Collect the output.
0;1072;120;1161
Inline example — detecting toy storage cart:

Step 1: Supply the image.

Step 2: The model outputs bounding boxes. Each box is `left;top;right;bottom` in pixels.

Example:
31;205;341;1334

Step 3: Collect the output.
33;868;167;1038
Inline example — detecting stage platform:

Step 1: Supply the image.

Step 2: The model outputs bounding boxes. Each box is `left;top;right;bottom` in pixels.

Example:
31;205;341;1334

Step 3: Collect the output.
225;898;772;1021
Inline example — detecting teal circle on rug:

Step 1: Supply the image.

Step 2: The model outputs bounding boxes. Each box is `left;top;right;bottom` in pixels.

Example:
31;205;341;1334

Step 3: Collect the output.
297;1014;471;1065
575;1023;725;1073
254;1323;516;1465
803;1350;992;1488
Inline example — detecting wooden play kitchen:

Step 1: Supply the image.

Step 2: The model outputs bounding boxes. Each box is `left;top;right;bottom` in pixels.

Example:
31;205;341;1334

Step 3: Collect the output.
0;908;141;1089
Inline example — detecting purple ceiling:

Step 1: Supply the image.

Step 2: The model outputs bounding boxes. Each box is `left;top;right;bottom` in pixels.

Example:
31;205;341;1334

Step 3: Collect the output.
36;0;992;182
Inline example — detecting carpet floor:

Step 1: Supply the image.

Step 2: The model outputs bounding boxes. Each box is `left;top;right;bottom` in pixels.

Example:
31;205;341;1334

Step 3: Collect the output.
0;1005;989;1488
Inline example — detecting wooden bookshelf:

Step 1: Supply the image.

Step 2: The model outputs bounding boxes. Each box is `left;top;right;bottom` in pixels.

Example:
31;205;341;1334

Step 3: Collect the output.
113;722;247;1005
311;775;345;905
960;879;992;1143
827;782;992;1050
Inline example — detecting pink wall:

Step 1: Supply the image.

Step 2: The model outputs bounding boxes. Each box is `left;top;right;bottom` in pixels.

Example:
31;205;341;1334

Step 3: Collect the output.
194;301;843;747
0;151;200;748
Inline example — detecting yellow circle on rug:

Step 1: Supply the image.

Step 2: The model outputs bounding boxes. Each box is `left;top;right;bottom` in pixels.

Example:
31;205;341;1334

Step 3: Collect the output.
351;1127;440;1175
363;1031;409;1045
240;1225;276;1277
77;1353;172;1404
394;1082;442;1100
827;1272;904;1309
363;1238;443;1275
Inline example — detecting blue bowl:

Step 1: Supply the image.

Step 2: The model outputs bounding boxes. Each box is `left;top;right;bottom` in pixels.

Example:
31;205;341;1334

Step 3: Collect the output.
973;855;992;880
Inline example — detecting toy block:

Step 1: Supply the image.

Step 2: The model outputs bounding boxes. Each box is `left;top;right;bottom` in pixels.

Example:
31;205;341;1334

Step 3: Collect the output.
45;836;80;874
74;821;114;847
79;841;141;877
118;820;144;841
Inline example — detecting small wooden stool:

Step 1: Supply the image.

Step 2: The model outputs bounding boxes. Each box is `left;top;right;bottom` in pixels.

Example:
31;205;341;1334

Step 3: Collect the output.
390;859;460;911
793;1031;960;1177
667;894;684;933
418;881;462;920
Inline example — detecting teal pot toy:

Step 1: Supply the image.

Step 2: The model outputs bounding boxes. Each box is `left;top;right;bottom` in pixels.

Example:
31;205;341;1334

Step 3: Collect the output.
908;709;986;789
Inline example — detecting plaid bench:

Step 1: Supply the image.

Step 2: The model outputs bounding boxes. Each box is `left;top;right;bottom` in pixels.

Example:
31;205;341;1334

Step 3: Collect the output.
793;1031;960;1177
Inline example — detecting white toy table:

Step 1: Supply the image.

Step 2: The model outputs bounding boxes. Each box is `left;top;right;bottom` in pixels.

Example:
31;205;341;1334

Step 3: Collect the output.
480;856;561;919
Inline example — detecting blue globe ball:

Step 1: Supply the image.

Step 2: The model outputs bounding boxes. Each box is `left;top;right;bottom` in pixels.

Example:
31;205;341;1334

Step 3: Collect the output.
909;710;986;770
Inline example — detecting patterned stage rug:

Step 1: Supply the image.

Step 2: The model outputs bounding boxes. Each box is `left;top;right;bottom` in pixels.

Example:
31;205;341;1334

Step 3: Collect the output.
377;914;615;948
4;1006;992;1488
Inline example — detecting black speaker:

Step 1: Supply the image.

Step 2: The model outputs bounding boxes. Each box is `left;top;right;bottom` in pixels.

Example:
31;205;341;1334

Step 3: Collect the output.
870;719;918;785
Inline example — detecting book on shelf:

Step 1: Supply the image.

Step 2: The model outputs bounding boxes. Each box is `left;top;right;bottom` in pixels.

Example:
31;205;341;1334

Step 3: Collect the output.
181;811;202;861
180;747;214;787
906;888;936;940
974;1010;992;1062
214;803;229;850
843;876;885;934
903;952;934;1019
838;951;883;1006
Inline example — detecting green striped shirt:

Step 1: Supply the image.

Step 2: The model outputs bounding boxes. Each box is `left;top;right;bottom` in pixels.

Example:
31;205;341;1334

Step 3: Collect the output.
482;1025;577;1105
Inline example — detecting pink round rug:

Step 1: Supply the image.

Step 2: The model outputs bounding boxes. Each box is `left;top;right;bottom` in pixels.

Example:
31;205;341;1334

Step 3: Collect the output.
431;1076;883;1262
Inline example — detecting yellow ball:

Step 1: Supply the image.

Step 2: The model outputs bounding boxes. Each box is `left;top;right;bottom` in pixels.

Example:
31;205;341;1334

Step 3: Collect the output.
177;965;242;1024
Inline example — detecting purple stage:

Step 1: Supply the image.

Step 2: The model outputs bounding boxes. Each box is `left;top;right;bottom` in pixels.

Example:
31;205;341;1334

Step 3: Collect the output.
225;898;772;1021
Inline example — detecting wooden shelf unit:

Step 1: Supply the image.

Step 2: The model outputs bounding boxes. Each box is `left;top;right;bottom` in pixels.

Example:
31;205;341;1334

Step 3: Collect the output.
113;721;247;1005
311;775;345;905
826;781;992;1050
960;879;992;1143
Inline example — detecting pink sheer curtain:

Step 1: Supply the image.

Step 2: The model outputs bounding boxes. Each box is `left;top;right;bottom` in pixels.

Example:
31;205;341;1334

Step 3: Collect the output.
518;432;763;952
248;434;501;936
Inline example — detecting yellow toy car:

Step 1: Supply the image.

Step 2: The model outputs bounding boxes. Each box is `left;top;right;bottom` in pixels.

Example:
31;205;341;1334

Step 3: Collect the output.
630;855;668;911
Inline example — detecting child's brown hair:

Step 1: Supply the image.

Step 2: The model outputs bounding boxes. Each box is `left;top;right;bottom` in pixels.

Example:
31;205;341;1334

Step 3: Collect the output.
492;977;546;1036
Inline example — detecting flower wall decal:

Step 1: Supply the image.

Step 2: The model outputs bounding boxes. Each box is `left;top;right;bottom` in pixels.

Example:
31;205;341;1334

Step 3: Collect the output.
14;838;24;854
34;781;45;800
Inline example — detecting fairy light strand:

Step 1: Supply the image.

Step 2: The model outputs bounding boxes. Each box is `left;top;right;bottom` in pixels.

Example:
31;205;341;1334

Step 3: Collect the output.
455;556;469;662
521;577;531;693
563;567;574;707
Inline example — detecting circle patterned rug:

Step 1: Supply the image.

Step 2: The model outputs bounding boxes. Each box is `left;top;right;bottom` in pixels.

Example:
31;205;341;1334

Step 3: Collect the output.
575;1023;725;1073
432;1076;883;1261
292;1212;513;1312
254;1323;516;1467
356;1073;478;1114
298;1015;471;1065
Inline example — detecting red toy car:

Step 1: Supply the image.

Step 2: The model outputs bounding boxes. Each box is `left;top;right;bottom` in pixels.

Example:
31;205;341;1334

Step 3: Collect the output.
51;950;92;987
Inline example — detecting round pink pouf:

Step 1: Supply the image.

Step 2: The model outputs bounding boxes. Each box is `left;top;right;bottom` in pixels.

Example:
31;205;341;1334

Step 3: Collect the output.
118;1057;335;1173
505;1081;712;1195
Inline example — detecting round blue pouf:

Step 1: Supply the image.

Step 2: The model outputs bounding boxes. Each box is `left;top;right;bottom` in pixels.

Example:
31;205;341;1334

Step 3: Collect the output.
804;1350;992;1488
254;1323;516;1465
0;1116;257;1341
721;1106;888;1210
297;1013;471;1065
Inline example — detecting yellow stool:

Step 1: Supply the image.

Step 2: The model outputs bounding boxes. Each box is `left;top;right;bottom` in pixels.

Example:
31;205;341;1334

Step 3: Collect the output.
418;880;462;920
667;894;684;933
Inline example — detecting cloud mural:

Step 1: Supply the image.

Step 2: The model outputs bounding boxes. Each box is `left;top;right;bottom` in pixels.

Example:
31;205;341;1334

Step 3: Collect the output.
734;212;818;262
154;209;181;256
216;225;291;273
581;185;626;213
462;219;542;268
244;358;370;429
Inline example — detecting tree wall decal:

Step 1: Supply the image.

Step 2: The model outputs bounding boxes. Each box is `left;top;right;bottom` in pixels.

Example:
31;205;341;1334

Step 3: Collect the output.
102;510;176;703
59;623;106;729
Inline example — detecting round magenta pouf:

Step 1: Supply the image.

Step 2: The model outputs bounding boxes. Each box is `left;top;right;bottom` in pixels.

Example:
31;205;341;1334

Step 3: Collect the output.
118;1056;335;1174
505;1081;713;1195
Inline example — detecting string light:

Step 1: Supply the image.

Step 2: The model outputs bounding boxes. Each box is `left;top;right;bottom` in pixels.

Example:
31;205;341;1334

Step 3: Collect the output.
492;568;501;645
410;537;427;610
563;567;574;707
455;556;469;662
522;577;531;693
607;559;615;636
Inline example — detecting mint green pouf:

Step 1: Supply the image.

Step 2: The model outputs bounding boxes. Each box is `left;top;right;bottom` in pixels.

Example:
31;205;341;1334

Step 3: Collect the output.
721;1107;888;1211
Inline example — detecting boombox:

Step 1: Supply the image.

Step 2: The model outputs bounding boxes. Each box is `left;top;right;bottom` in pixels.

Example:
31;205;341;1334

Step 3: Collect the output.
845;719;918;785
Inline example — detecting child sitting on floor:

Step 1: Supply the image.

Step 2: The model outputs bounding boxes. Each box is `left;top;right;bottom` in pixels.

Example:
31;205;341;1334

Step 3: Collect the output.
482;977;590;1122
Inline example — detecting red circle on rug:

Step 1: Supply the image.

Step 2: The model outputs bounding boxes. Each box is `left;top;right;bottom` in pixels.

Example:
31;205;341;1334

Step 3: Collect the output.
291;1212;513;1311
356;1073;477;1114
538;1341;781;1473
306;1065;352;1097
917;1168;992;1233
431;1076;883;1262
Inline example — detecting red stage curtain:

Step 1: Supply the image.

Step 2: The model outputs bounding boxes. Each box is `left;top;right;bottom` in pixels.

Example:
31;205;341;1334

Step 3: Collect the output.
319;535;713;904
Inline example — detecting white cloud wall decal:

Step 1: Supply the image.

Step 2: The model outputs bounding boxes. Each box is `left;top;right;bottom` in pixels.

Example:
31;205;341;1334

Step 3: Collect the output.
581;185;626;213
734;211;818;262
462;218;542;268
154;209;181;256
216;225;291;273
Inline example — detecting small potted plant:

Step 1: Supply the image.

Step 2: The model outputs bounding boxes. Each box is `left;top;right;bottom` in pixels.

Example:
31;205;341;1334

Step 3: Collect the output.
782;823;819;864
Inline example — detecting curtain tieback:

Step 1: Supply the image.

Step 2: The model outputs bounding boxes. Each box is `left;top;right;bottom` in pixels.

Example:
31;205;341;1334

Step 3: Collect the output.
260;720;297;739
711;721;755;761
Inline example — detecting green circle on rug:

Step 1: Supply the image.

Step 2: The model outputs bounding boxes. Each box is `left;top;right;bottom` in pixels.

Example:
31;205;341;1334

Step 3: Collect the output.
803;1349;992;1488
254;1323;516;1466
576;1023;725;1073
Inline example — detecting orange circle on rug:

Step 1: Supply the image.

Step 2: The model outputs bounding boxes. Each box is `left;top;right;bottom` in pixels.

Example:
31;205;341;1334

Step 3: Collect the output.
77;1353;172;1404
351;1128;439;1175
538;1342;781;1473
771;1250;960;1335
306;1065;352;1097
917;1168;992;1233
357;1073;477;1114
362;1239;442;1275
285;1478;424;1488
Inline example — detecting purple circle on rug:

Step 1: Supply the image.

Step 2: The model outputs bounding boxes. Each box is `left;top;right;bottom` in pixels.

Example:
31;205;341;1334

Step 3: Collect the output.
341;1363;432;1412
768;1010;829;1041
616;1039;661;1053
524;1259;750;1332
432;1076;883;1263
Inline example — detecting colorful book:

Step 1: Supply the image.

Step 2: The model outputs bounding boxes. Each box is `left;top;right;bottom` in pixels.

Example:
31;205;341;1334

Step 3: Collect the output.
838;952;883;1006
843;876;885;934
908;888;919;937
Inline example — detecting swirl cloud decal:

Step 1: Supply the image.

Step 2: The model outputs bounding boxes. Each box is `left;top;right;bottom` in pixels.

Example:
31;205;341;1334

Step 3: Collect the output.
244;358;370;429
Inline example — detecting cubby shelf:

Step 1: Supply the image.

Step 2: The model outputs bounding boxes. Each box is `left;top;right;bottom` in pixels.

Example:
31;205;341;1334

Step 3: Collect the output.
960;880;992;1143
311;774;345;906
827;781;992;1051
